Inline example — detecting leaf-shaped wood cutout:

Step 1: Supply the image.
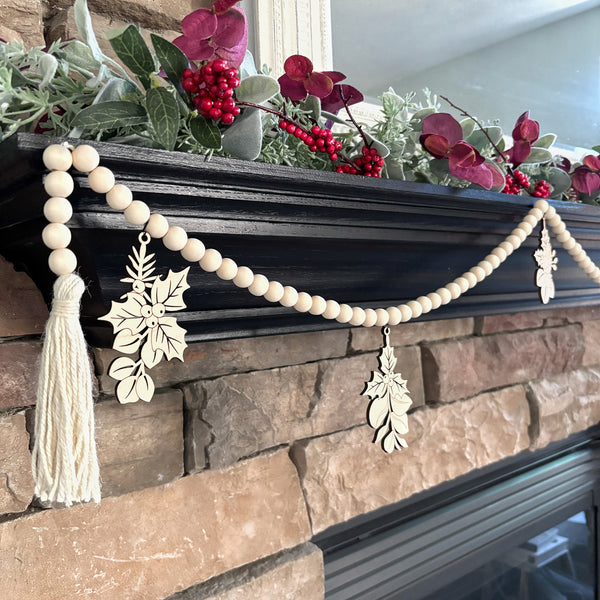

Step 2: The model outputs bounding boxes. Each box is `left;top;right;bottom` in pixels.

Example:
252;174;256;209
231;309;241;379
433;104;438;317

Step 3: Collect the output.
148;317;187;361
113;328;142;354
136;373;155;402
116;375;141;404
141;340;164;369
151;267;190;311
99;294;145;334
108;356;137;381
362;327;413;454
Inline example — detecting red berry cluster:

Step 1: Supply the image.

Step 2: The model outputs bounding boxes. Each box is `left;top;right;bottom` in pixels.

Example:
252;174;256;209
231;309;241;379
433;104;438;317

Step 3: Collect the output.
502;170;530;194
277;121;342;161
533;180;551;198
335;147;384;177
181;59;241;125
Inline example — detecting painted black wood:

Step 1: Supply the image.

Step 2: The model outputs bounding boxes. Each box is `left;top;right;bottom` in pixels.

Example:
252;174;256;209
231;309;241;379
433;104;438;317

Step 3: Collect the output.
2;133;600;346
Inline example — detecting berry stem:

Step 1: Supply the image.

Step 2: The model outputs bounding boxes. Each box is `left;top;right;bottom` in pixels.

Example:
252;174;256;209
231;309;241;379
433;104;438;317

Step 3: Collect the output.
340;88;370;147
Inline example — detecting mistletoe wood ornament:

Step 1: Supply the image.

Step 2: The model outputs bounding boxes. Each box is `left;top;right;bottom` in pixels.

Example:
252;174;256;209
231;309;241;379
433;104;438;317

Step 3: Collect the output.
534;219;558;304
100;232;189;403
363;327;413;453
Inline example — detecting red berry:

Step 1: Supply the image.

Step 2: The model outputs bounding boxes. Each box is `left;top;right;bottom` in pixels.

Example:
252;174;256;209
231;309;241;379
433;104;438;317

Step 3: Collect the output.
208;107;222;120
311;125;320;135
182;78;195;91
286;124;296;134
182;68;193;78
212;59;227;72
309;145;317;152
223;99;236;113
329;153;338;161
199;98;213;112
221;112;235;125
294;128;303;138
232;106;240;116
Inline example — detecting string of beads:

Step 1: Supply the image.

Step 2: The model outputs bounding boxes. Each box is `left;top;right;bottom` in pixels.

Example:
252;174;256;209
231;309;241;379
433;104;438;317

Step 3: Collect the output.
41;143;600;327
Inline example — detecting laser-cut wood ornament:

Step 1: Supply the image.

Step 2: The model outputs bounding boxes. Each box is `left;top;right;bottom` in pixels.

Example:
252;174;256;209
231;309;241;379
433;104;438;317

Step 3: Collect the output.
533;219;558;304
362;327;413;453
100;232;189;403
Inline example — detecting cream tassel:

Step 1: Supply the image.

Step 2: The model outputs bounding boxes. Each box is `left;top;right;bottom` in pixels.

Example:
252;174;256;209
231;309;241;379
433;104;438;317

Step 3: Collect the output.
32;273;100;505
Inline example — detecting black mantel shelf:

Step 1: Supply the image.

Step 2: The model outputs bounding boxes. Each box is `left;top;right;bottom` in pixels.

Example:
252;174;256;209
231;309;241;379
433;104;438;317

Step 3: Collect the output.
2;133;600;347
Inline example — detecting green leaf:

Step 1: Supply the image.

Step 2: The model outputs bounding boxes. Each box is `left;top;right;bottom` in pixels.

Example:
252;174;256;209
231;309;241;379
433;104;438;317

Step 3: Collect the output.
56;40;101;72
145;87;179;150
94;77;139;103
235;74;280;104
221;107;262;160
522;147;553;164
592;145;600;154
107;25;155;84
71;101;147;130
73;0;104;62
39;53;58;87
299;95;321;121
409;107;436;131
321;111;349;126
467;126;503;151
535;133;556;149
239;50;258;79
546;166;572;198
150;34;188;86
9;64;33;87
460;118;476;140
189;115;222;149
364;131;390;158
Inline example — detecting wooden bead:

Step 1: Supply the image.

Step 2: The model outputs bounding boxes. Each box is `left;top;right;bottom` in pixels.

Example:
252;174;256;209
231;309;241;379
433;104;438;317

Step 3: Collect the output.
435;287;452;304
199;248;222;272
505;234;522;249
43;197;73;223
491;247;507;262
248;274;269;296
484;254;501;269
469;266;486;282
362;308;378;327
445;282;461;300
106;184;133;210
309;295;327;315
562;238;576;251
499;241;515;256
523;215;538;227
567;243;583;257
398;304;413;321
556;231;571;244
163;226;188;251
323;300;341;320
42;223;71;249
551;221;566;235
386;306;402;326
427;292;442;310
336;303;354;323
453;277;469;294
44;171;74;198
48;248;77;276
407;300;423;318
42;144;72;171
181;238;206;262
280;286;299;307
349;307;366;326
528;207;544;220
264;281;284;302
462;272;478;288
510;228;527;242
478;260;494;276
374;309;389;327
416;295;433;313
294;292;313;313
583;262;596;274
544;205;556;219
546;214;562;228
88;166;115;194
516;222;533;236
124;200;150;225
233;266;254;288
71;145;100;172
216;258;238;280
145;213;169;238
533;199;549;213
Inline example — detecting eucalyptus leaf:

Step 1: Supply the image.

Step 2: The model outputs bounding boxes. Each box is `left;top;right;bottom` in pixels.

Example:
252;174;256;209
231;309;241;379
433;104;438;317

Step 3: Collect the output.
222;107;262;160
546;166;572;198
189;115;222;149
151;34;188;87
321;110;350;126
145;87;179;150
429;157;451;180
386;160;405;180
73;0;104;62
522;147;553;164
460;118;476;140
93;77;139;103
235;74;280;104
535;133;556;149
467;126;503;151
409;107;436;131
107;25;155;83
239;50;258;79
593;145;600;154
56;40;101;72
300;95;321;121
364;131;390;158
72;101;147;130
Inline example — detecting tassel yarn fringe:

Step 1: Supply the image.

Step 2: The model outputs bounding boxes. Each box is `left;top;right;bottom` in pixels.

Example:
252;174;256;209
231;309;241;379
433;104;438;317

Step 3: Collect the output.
32;273;100;506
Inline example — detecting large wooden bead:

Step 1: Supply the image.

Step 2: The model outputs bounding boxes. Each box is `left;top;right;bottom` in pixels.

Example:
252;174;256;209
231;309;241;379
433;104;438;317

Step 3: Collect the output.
294;292;313;313
124;200;150;225
499;241;515;256
445;282;461;300
417;295;433;313
551;221;566;235
43;197;73;223
523;215;538;227
533;199;549;213
505;234;522;249
544;205;556;219
248;274;269;296
491;247;507;262
163;226;188;251
44;171;74;198
398;304;413;322
199;248;222;272
516;221;533;236
88;166;115;194
469;266;486;282
556;231;571;244
42;223;71;249
484;254;501;269
280;286;299;307
216;258;238;280
374;308;389;326
264;281;284;302
349;307;366;326
435;287;452;304
181;238;206;262
233;266;254;288
528;207;544;220
42;144;72;171
427;292;442;310
323;300;341;320
106;184;133;210
462;272;478;288
362;308;378;327
407;300;422;318
48;248;77;276
336;304;354;323
453;277;470;294
309;295;327;315
477;260;494;276
562;237;576;251
386;306;402;326
71;145;100;173
145;213;169;238
511;227;527;242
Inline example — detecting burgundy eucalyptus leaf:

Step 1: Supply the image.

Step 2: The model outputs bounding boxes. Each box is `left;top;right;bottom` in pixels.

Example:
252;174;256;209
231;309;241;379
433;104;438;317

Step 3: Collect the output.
321;70;346;84
278;74;308;101
583;154;600;172
212;0;241;15
422;113;463;147
172;35;214;61
212;7;246;47
284;54;313;81
304;71;333;97
450;162;493;189
180;8;218;39
447;142;493;189
486;161;506;188
213;20;247;66
509;139;532;166
572;168;600;195
449;141;485;168
320;84;363;113
420;134;450;159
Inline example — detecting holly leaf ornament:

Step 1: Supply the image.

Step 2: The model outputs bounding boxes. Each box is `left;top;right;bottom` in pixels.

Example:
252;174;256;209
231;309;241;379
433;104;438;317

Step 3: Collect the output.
362;328;412;453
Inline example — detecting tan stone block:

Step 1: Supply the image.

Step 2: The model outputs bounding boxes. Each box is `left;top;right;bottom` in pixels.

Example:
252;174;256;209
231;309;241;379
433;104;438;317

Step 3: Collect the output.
476;312;545;335
0;257;48;337
0;412;34;515
350;317;474;351
96;329;349;394
0;450;311;600
0;24;22;43
0;0;43;46
95;390;183;496
0;341;41;409
422;324;583;403
291;385;530;533
529;367;600;449
172;544;324;600
582;320;600;366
